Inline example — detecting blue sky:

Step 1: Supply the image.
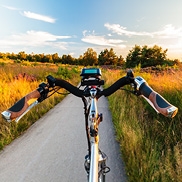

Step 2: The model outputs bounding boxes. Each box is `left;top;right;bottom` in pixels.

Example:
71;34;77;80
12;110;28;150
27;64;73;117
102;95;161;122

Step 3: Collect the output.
0;0;182;60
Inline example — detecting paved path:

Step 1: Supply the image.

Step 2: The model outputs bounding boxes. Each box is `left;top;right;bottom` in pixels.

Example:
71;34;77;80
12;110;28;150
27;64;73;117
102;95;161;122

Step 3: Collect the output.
0;94;127;182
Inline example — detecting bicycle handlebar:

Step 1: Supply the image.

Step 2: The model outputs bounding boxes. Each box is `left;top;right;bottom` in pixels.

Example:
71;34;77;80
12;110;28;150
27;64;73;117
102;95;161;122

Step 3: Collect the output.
2;90;40;122
134;76;178;118
54;76;132;98
1;74;133;121
1;70;178;122
1;83;48;122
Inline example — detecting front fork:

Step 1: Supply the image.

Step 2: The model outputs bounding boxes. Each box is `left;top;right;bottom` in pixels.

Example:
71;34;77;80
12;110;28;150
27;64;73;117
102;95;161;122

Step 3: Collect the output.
82;93;109;181
84;115;109;181
84;145;108;181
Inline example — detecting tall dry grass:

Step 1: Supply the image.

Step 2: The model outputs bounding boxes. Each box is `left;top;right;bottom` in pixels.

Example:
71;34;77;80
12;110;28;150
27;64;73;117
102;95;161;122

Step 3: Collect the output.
102;68;182;182
0;62;80;149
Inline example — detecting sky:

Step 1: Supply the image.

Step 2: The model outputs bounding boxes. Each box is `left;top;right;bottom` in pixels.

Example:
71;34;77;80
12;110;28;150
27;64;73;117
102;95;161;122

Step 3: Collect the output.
0;0;182;60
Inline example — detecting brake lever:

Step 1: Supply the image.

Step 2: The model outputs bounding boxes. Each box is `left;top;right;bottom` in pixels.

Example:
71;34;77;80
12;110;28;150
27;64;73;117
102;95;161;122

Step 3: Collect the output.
47;75;56;87
37;82;49;102
126;69;135;82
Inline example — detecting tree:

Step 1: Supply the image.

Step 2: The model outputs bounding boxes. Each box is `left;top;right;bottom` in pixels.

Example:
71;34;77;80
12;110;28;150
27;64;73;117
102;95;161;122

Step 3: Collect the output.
174;59;181;66
125;45;141;68
27;54;33;62
98;49;107;65
126;45;170;68
98;48;118;65
61;54;74;64
47;54;53;63
52;53;60;63
66;55;74;65
117;55;125;66
17;51;27;61
77;55;84;65
82;48;98;66
0;52;3;58
33;54;42;62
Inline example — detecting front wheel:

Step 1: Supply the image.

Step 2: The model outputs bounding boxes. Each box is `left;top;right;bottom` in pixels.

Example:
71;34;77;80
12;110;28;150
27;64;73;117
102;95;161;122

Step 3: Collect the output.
98;163;105;182
98;161;111;182
98;150;110;182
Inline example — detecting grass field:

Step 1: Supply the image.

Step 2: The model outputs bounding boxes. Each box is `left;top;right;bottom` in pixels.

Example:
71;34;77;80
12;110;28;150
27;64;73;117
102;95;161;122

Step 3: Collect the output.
0;61;181;181
0;61;81;149
102;68;182;182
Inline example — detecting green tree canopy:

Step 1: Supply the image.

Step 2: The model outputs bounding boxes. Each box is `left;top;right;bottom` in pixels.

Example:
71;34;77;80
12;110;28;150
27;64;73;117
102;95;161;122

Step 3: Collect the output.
82;48;98;66
61;54;75;64
126;45;172;68
17;51;27;61
0;45;180;67
98;48;118;65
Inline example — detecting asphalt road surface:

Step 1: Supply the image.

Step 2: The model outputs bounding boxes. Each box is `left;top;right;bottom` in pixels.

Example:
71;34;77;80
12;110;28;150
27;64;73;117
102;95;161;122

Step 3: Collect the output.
0;94;127;182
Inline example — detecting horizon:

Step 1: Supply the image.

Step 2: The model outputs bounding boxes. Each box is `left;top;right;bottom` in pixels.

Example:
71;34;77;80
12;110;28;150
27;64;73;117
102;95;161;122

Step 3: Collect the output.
0;45;179;61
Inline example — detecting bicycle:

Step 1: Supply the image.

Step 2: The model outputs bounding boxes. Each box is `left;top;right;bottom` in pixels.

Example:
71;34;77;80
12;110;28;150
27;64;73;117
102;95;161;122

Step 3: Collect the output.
1;68;178;182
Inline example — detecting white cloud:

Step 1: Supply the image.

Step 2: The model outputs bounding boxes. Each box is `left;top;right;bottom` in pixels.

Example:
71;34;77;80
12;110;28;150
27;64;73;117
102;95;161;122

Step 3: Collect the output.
108;39;124;44
1;5;19;11
105;23;182;39
81;30;126;48
21;11;56;23
82;35;114;46
2;5;56;23
104;23;152;37
153;24;182;38
0;31;71;50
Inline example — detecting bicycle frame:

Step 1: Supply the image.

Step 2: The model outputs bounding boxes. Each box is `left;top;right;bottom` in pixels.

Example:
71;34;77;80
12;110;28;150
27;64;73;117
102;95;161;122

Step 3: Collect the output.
82;87;109;182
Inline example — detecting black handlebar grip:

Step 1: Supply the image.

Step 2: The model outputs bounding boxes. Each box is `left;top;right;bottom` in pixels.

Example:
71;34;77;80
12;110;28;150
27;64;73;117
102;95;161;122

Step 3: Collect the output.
134;76;178;118
1;89;41;121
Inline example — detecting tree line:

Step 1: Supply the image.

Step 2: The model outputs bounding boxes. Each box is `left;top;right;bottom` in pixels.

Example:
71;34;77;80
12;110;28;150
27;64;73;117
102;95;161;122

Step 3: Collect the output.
0;45;180;68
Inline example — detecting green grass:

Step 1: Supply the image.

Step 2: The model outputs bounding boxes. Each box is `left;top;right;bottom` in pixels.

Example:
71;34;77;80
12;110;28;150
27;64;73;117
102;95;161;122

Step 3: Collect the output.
103;69;182;182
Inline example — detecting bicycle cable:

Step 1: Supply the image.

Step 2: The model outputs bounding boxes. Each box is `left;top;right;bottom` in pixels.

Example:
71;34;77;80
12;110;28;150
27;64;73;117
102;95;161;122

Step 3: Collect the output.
47;87;70;98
